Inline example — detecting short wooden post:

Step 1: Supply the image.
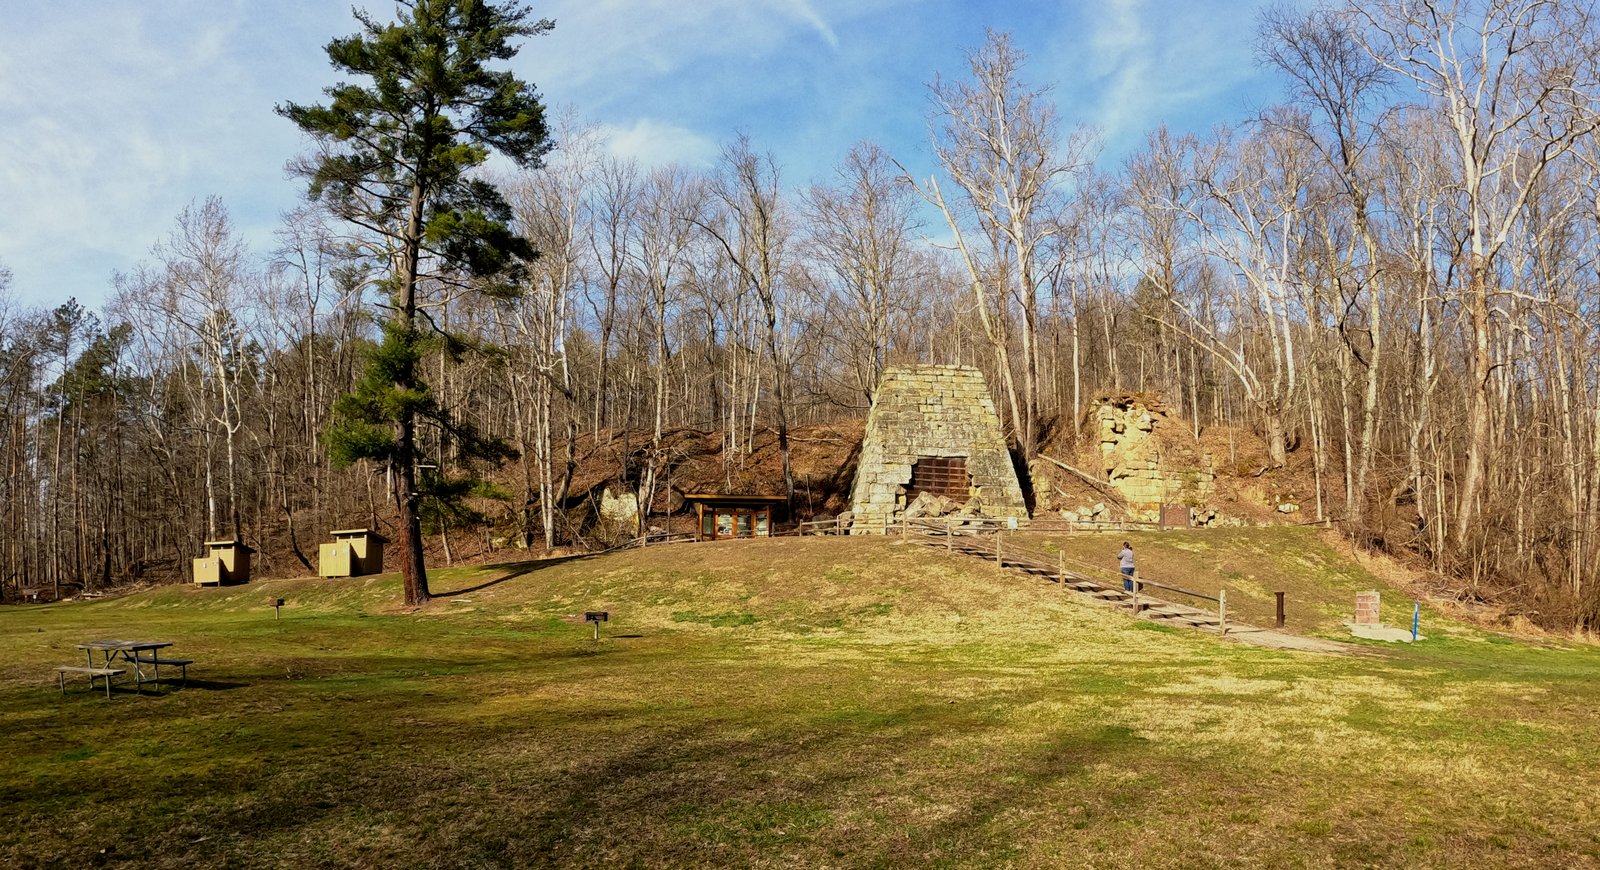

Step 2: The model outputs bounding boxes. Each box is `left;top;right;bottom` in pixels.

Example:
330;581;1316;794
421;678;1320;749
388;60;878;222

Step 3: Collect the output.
1219;589;1228;636
1275;591;1285;628
995;529;1003;566
946;518;953;552
902;516;910;538
1058;552;1065;590
1131;575;1139;615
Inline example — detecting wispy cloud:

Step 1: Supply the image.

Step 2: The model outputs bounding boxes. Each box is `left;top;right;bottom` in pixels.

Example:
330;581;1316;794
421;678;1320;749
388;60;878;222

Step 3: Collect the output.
782;0;841;50
1054;0;1273;156
0;1;352;305
597;119;719;168
1086;0;1153;141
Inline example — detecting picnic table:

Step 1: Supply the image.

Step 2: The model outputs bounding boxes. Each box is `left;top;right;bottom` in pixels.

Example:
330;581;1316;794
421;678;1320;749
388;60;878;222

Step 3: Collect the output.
72;640;191;693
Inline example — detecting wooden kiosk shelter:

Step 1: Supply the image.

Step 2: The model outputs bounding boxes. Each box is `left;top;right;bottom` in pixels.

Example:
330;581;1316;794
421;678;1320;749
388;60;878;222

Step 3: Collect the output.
193;539;254;586
685;494;787;541
319;528;388;578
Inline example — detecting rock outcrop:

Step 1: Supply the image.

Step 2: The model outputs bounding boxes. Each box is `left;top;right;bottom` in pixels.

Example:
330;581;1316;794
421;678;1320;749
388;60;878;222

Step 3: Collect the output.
1091;395;1215;523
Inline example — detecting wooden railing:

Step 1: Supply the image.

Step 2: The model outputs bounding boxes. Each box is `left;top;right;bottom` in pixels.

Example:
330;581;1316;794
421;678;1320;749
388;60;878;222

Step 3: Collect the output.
904;523;1232;633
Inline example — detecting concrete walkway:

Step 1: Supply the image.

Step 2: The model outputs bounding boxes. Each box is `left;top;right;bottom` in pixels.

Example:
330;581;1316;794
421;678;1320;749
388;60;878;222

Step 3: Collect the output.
1218;623;1358;655
1347;623;1425;643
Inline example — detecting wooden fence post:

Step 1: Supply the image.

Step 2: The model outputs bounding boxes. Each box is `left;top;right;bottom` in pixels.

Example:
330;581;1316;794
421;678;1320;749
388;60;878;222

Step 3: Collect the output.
946;518;953;552
995;529;1003;566
1219;589;1227;636
1058;552;1065;591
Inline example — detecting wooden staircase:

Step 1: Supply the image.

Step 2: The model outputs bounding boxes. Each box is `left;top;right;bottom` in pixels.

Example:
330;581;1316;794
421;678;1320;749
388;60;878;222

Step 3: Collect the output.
924;532;1227;634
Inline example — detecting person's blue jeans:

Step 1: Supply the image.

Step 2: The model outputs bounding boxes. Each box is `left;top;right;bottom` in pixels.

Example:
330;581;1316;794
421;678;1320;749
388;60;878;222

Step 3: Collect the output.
1122;567;1135;591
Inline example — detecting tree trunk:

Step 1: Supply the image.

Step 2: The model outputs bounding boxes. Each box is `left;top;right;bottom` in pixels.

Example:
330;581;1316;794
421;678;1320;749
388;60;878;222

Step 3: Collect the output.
1264;411;1288;467
1455;261;1492;546
396;179;430;606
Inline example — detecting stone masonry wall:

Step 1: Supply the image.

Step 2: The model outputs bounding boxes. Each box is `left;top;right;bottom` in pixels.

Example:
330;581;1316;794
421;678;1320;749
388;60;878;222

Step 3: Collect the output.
1094;396;1214;523
849;365;1028;531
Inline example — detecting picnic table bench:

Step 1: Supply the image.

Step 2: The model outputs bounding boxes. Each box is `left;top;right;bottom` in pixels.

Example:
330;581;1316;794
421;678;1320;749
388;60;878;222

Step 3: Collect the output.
130;653;193;686
55;666;126;699
64;640;190;695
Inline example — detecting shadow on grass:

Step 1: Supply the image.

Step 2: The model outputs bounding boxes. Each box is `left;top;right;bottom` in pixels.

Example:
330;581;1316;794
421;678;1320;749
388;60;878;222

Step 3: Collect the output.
13;676;1162;867
471;697;1153;866
433;553;596;598
171;679;250;691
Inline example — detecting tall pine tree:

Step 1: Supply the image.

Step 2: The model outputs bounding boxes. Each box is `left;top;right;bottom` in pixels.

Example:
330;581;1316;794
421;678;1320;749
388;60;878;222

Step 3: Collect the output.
279;0;551;605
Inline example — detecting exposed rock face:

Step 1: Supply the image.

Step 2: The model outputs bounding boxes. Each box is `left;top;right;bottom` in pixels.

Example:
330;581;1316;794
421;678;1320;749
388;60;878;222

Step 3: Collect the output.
849;365;1028;531
1093;395;1215;523
599;486;639;526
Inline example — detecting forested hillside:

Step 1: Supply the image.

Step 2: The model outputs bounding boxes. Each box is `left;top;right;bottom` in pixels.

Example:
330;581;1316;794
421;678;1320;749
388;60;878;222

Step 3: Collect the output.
0;3;1596;628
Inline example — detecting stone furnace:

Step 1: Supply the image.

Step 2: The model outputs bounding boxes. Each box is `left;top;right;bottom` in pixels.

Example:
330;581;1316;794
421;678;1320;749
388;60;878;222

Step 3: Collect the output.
848;364;1028;530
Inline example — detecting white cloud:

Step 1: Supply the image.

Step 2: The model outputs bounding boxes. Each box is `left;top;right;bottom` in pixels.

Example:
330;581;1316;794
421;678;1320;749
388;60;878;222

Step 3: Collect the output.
0;1;351;306
782;0;841;50
597;119;719;168
1057;0;1272;154
518;0;869;103
1085;0;1154;141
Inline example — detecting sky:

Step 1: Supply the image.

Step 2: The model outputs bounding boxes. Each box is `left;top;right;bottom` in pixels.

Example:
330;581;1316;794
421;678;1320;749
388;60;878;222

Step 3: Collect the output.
0;0;1291;310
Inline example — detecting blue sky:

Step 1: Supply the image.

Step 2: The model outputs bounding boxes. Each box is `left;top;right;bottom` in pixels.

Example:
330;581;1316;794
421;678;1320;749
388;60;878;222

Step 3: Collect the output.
0;0;1289;309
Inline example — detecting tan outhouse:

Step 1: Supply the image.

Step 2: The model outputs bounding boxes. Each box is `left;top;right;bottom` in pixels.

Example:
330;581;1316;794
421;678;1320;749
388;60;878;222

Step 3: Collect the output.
193;539;254;586
319;528;387;578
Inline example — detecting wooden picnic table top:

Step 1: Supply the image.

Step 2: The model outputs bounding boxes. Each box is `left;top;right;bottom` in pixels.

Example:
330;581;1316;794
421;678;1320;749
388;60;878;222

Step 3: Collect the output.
76;640;174;653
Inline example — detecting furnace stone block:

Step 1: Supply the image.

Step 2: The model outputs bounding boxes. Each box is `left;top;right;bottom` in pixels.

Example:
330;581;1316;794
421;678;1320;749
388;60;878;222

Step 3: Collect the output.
849;365;1027;531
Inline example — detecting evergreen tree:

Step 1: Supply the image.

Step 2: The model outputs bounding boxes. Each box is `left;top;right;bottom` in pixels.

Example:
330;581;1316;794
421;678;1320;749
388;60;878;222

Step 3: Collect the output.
278;0;552;605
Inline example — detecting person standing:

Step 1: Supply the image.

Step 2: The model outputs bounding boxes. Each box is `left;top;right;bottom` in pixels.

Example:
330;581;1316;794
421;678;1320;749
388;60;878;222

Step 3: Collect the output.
1118;541;1136;591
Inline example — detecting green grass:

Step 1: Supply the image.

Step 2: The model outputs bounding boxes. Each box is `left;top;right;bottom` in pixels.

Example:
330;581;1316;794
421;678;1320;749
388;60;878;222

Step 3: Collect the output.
3;535;1600;868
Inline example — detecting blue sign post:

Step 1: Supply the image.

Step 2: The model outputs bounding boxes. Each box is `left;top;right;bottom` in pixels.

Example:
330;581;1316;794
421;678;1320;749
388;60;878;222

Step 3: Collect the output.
1412;601;1420;642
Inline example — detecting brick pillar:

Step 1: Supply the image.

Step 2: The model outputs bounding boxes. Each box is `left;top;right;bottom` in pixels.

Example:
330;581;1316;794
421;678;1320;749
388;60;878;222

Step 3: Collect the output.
1354;591;1381;625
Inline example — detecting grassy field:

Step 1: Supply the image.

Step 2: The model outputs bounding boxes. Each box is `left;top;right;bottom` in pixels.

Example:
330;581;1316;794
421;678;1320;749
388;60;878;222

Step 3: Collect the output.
3;531;1599;868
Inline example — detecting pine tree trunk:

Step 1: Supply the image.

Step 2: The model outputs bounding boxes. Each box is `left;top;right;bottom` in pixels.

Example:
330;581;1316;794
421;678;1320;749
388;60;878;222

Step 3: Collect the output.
397;179;430;607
